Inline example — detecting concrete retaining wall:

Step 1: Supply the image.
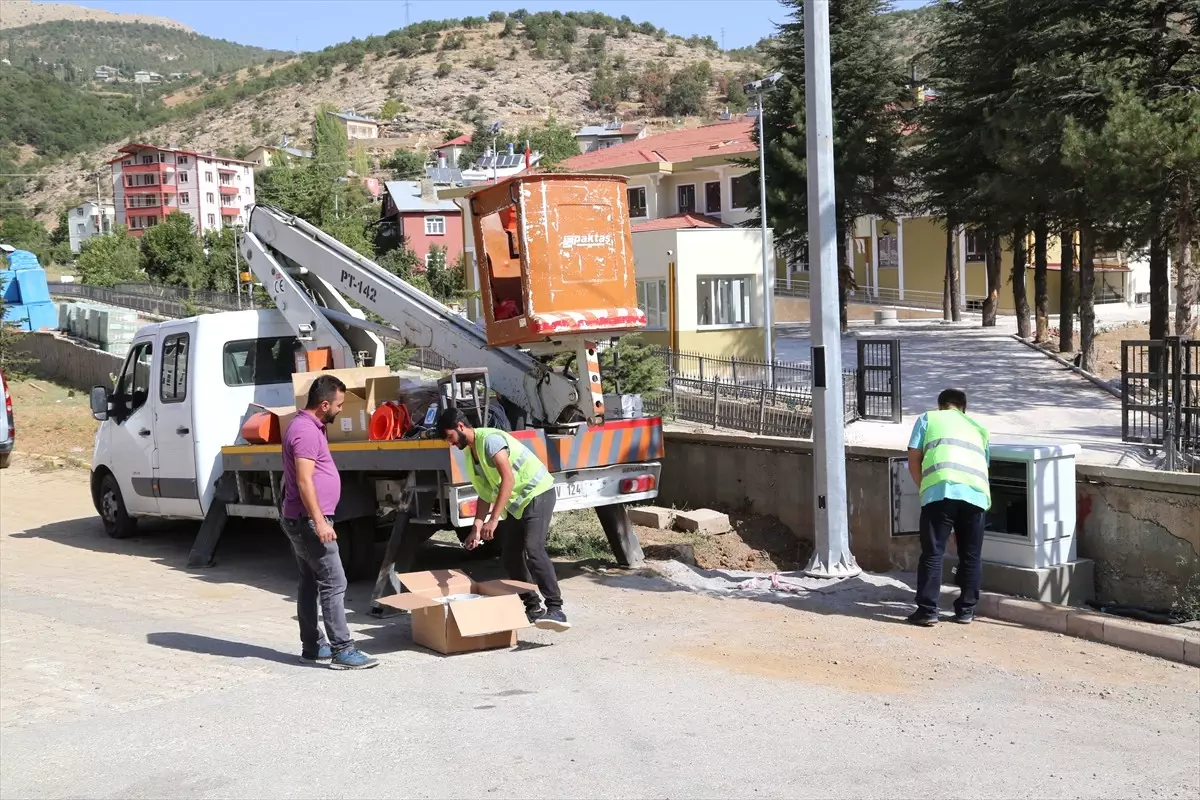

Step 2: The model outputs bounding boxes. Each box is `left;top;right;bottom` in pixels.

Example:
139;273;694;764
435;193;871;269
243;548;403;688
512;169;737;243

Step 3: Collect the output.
660;430;1199;605
20;332;123;392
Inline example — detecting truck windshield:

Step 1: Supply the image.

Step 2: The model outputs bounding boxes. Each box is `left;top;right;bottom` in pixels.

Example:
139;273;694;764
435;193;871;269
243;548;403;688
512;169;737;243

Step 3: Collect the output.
222;336;299;386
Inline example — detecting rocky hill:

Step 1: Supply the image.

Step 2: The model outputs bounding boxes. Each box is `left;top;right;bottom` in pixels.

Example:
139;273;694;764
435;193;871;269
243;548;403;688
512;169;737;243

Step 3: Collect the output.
15;17;756;221
0;0;192;31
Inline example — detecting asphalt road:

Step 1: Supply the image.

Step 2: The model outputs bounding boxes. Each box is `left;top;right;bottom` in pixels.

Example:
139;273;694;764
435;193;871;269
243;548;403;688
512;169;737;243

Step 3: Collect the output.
1;464;1197;799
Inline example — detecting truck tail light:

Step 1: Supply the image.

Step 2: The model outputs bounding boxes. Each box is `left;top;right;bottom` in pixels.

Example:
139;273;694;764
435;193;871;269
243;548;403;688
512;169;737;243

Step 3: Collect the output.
458;498;478;519
619;475;655;494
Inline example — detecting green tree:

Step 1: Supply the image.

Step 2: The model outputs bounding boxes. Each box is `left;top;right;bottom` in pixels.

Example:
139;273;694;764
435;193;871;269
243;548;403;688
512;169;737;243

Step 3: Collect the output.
0;211;51;265
140;211;205;287
664;61;711;116
435;61;453;78
379;98;403;120
753;0;909;331
516;117;580;167
76;227;144;286
600;335;666;395
203;227;239;292
0;296;34;379
383;148;427;179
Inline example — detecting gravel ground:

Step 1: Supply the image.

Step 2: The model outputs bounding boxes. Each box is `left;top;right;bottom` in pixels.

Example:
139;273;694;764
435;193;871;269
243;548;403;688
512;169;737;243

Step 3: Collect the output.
1;464;1198;800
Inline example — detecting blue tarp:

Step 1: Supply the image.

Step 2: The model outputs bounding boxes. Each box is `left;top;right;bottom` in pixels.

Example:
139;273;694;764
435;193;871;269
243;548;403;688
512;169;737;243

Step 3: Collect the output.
1;250;41;271
26;301;57;331
6;268;51;305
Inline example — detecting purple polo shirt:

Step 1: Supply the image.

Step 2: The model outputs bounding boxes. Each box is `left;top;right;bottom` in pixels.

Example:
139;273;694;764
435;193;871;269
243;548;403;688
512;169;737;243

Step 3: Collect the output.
281;410;341;520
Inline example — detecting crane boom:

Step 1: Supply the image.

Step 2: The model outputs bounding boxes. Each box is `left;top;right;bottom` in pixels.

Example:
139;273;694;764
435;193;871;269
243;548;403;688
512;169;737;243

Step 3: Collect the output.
240;204;581;425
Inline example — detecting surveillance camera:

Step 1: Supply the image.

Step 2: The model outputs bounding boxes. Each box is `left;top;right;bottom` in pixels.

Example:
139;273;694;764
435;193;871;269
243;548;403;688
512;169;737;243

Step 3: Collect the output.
666;249;673;256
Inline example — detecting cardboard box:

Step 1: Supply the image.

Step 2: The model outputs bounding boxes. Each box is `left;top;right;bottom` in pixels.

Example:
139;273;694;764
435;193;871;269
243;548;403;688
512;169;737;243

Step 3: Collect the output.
374;569;537;654
365;375;403;413
292;366;390;443
241;403;298;444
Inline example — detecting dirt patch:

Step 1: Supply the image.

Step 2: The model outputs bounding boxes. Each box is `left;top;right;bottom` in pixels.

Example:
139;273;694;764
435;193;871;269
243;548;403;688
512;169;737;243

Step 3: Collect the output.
8;379;96;466
638;511;810;572
1038;321;1148;383
677;641;913;694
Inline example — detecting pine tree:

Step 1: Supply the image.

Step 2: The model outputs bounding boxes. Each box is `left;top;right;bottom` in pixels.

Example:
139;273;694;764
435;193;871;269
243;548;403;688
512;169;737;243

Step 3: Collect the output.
750;0;909;332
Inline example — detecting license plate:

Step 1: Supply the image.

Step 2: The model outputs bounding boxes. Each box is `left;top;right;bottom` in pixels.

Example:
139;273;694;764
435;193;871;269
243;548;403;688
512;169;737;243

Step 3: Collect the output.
556;482;584;499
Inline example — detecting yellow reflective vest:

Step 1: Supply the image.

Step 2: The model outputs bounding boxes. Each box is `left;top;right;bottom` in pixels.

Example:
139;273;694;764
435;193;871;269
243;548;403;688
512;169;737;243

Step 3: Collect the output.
467;428;555;520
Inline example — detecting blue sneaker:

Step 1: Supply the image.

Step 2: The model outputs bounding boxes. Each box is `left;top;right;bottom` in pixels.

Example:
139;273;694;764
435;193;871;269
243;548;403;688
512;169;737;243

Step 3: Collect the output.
534;608;571;632
330;648;379;670
300;644;332;664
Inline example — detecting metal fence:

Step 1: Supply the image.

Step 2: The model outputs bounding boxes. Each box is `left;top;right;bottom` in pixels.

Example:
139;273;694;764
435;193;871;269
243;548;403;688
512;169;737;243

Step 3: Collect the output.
48;281;245;317
856;338;902;422
641;348;859;438
1121;337;1200;472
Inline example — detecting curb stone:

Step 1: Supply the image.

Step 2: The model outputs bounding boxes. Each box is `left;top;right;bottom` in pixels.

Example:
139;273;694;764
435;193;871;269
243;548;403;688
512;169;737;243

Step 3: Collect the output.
976;591;1199;667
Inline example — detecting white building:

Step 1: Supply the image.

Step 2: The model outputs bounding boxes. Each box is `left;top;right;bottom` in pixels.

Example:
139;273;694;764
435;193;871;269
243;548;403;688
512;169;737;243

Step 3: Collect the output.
67;201;116;253
109;144;256;237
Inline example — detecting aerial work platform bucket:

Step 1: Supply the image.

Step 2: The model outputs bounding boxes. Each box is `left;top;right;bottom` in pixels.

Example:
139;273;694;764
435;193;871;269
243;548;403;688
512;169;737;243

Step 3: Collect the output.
468;173;647;349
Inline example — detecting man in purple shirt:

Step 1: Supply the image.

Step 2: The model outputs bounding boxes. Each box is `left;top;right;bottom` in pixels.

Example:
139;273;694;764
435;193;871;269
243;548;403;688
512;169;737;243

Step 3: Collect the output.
280;373;378;670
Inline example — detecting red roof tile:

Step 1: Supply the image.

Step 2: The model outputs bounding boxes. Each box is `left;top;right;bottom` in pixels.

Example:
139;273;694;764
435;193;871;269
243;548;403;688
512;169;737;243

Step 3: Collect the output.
632;213;731;232
437;134;473;148
562;118;757;171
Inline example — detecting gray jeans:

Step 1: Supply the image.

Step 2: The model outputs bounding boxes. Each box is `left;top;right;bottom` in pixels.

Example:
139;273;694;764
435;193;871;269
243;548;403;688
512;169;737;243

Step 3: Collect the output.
280;516;353;654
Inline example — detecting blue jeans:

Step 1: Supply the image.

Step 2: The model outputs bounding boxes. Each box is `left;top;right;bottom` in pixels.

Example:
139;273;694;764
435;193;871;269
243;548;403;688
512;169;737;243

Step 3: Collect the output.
280;516;353;654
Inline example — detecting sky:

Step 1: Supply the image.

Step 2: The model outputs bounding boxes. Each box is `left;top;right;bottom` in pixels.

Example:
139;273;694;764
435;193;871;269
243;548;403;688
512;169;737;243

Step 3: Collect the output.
52;0;933;53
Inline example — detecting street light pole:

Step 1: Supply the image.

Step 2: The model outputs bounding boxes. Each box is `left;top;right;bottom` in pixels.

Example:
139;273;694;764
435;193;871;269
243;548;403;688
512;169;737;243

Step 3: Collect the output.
755;91;775;371
804;0;859;578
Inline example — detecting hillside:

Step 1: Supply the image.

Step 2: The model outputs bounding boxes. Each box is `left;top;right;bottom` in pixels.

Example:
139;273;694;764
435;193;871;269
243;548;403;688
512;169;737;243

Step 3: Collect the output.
0;0;191;31
13;15;753;220
2;19;289;76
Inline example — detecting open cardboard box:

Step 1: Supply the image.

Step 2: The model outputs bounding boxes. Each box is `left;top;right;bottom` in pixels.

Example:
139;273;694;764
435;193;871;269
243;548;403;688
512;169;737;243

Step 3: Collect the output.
374;569;537;654
291;366;390;443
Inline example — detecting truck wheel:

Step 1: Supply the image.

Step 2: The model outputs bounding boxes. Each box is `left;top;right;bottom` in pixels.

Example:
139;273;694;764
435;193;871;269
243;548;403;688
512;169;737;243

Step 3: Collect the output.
98;473;138;539
0;452;10;469
337;518;377;582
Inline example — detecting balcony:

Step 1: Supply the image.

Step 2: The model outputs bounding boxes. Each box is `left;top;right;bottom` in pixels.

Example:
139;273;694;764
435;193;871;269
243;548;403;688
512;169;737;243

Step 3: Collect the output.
123;162;176;176
218;184;239;195
217;165;239;174
125;181;178;194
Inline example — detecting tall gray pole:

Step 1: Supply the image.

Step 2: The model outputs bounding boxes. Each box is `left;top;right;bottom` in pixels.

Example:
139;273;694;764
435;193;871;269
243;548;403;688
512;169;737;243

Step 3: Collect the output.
755;93;775;369
804;0;860;578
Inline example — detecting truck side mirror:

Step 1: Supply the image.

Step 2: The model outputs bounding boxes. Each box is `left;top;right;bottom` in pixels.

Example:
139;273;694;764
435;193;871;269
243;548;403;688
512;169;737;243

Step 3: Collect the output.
90;386;110;421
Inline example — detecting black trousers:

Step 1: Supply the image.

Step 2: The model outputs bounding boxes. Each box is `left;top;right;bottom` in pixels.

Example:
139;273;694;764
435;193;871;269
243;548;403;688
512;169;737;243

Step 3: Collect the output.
915;498;986;615
498;490;562;612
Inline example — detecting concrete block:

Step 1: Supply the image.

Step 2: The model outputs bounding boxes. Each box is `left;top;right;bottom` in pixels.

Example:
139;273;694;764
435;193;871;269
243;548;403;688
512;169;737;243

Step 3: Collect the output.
1103;619;1187;662
943;556;1095;606
1066;611;1107;643
995;597;1069;634
1184;638;1200;668
627;506;676;529
674;508;731;535
976;592;1001;618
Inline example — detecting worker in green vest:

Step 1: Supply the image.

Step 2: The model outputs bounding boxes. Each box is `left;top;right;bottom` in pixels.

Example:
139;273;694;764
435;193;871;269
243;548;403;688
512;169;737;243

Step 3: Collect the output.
438;408;570;632
906;388;991;627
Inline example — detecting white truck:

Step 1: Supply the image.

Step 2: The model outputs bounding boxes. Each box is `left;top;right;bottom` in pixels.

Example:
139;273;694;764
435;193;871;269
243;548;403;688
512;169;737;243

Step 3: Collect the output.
88;182;662;612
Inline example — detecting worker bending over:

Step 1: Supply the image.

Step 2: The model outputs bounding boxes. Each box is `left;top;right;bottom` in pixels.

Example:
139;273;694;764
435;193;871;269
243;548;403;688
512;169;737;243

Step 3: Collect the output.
438;408;571;632
906;387;991;627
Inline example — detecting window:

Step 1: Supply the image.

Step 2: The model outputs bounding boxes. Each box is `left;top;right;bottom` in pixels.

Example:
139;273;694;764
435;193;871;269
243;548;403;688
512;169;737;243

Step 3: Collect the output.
159;334;189;403
965;228;985;262
179;171;189;184
158;153;167;163
142;155;153;164
206;192;216;204
876;233;898;268
76;207;85;217
677;184;696;214
76;223;85;234
636;279;669;329
705;181;721;214
627;186;647;218
179;192;190;205
222;337;300;387
178;156;189;165
205;171;214;182
697;276;753;327
207;214;216;226
730;174;756;209
425;215;446;235
116;342;153;414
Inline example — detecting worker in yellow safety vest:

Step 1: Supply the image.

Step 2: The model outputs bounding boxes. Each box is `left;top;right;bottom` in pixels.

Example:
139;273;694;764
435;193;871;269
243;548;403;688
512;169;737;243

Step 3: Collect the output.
438;408;570;632
905;388;991;627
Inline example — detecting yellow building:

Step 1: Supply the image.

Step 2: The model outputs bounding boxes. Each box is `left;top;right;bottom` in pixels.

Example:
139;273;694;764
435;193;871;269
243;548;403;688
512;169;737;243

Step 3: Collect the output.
784;215;1134;312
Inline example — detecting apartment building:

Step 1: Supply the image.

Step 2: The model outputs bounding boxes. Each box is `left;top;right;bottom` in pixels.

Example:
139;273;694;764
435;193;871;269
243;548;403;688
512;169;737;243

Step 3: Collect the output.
109;144;257;237
67;201;115;253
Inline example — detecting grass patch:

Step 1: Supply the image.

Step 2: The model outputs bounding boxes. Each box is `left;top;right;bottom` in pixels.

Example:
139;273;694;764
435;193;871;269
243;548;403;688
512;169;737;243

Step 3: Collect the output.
546;510;610;560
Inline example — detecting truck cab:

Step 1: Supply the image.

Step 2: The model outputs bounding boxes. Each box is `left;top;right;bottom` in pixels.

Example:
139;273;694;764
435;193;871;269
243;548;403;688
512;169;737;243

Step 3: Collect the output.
89;310;298;537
